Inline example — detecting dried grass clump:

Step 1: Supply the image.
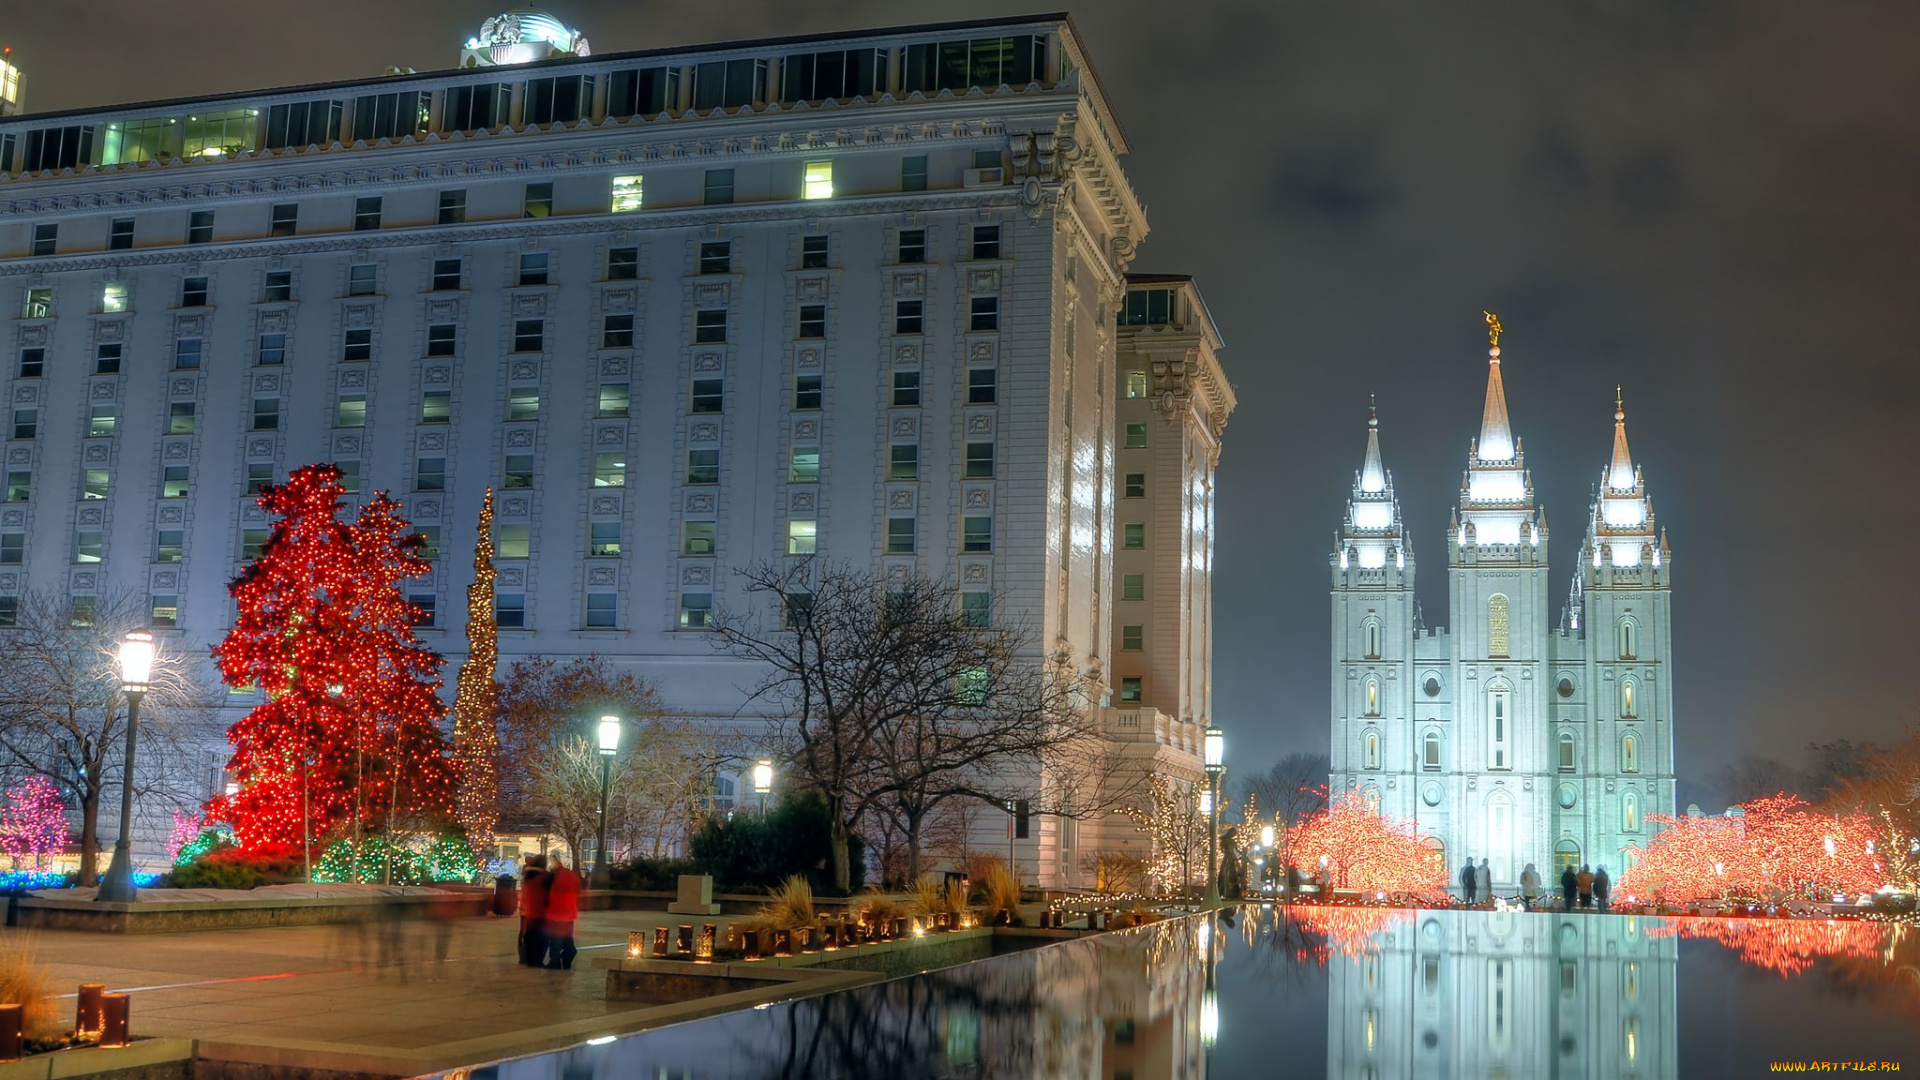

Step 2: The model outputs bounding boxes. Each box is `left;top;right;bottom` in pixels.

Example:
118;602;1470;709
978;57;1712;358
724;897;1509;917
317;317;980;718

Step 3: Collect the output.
912;873;944;917
0;935;57;1039
983;863;1023;925
856;891;908;929
944;878;971;920
762;875;815;930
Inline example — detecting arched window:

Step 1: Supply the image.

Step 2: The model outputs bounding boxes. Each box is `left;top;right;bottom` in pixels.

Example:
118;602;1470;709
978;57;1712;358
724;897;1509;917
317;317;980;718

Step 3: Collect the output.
1364;675;1380;717
1623;790;1640;832
1618;618;1638;660
1363;617;1382;660
712;775;736;811
1620;678;1637;718
1553;840;1581;876
1558;732;1576;772
1364;786;1382;814
1423;731;1441;771
1488;595;1510;658
1364;731;1381;770
1622;733;1638;774
1487;682;1512;770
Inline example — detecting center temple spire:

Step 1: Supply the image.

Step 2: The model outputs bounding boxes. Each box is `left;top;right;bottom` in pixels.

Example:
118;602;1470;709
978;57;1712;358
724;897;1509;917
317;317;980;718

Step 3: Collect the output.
1608;385;1636;491
1478;310;1514;462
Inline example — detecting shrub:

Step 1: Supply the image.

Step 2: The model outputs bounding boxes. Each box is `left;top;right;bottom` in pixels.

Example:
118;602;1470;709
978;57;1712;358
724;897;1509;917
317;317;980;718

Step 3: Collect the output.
165;845;306;890
687;791;865;894
766;875;815;929
0;935;56;1039
944;877;971;921
609;856;702;891
855;890;909;930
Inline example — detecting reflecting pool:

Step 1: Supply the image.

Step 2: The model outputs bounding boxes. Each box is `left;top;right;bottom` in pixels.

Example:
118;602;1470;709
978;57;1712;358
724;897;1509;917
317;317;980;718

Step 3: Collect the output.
447;906;1920;1079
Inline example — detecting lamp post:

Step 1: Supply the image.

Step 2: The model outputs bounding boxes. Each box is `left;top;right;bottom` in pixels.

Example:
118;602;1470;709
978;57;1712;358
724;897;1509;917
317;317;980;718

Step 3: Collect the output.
1260;823;1277;894
96;631;156;904
594;715;620;890
752;759;773;814
1203;725;1224;909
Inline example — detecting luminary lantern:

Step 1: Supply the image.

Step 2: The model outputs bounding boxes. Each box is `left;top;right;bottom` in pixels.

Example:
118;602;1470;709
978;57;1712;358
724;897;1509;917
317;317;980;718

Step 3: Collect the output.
627;930;647;959
696;924;716;961
677;924;694;955
652;926;669;957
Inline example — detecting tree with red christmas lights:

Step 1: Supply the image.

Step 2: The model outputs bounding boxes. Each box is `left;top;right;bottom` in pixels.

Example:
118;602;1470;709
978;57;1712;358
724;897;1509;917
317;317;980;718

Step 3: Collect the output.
209;465;455;872
1619;793;1886;905
1285;791;1449;901
0;777;68;871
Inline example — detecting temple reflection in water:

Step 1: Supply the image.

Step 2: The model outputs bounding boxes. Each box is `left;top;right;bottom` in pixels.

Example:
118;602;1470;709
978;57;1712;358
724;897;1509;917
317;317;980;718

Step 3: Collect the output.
1322;908;1677;1080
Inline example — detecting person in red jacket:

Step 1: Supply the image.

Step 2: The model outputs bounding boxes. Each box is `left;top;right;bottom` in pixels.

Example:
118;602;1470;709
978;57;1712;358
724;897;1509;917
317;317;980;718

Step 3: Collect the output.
542;853;582;970
518;854;549;967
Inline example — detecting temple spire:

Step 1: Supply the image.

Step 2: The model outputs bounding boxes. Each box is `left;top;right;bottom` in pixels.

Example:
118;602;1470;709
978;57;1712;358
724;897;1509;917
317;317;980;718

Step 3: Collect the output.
1608;386;1635;491
1359;395;1386;493
1478;311;1514;461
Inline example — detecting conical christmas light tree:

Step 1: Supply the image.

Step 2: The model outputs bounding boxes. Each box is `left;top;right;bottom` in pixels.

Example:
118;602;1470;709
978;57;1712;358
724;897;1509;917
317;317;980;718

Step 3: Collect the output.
452;488;501;855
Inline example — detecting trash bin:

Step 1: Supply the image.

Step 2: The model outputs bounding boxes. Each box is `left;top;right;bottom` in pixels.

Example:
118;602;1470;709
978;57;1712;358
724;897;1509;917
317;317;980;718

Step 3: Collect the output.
492;874;519;917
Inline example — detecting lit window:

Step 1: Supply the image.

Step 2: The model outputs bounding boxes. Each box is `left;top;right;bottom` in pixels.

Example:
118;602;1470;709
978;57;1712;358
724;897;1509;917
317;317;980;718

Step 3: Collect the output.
1364;732;1380;770
420;391;450;424
75;531;104;563
415;457;445;491
679;593;713;629
70;596;97;627
592;452;626;487
167;404;194;434
787;520;817;555
502;455;534;489
589;522;621;557
21;288;52;319
1621;679;1637;718
1119;678;1143;703
523;182;553;219
1622;734;1638;773
611;174;644;212
4;472;27;501
683;521;716;556
1488;595;1511;658
803;161;834;200
495;524;530;559
150;595;178;627
789;447;820;483
155;531;184;563
161;466;189;498
82;469;110;500
1364;675;1380;716
518;253;549;287
335;396;366;428
335;460;360;493
699;242;731;275
413;526;441;561
102;282;129;313
263;271;292;302
1126;371;1148;398
598;383;630;417
1125;423;1148;449
507;388;539;422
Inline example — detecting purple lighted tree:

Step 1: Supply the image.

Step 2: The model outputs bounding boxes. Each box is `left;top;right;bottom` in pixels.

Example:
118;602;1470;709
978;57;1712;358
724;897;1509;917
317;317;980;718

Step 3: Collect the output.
0;777;70;871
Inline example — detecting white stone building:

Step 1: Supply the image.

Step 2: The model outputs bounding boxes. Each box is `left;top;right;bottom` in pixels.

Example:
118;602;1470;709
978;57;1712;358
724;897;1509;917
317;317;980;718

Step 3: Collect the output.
0;13;1227;885
1330;330;1675;891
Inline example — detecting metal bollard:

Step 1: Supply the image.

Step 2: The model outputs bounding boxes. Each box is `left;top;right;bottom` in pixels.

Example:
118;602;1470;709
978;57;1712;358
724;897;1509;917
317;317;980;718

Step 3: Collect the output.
99;993;130;1048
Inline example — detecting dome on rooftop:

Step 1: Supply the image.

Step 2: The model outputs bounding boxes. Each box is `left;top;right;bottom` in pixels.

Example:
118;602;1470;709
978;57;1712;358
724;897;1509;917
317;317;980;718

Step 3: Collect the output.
461;9;590;67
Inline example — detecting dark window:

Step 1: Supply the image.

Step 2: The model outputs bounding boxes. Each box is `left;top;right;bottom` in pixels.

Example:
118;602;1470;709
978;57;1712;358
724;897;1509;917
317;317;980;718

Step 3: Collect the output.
425;326;456;361
691;58;767;111
1125;472;1146;498
704;169;735;206
502;455;534;488
585;593;618;628
181;276;208;307
961;592;991;628
109;217;135;251
895;299;923;335
347;263;377;296
94;344;121;374
801;235;830;269
30;224;56;257
968;368;997;404
173;339;203;369
5;471;28;501
16;348;43;378
518;252;549;286
437;189;467;225
777;49;887;103
971;224;1001;260
415;457;446;491
695;310;727;343
335;461;361;494
352;90;427;141
798;304;826;339
898;229;926;263
441;84;508;132
964;441;995;478
794;374;822;410
891;370;920;407
245;463;274;495
686;449;719;484
607;246;638;280
12;409;37;440
409;594;436;628
431;259;462;291
964;516;992;552
353;196;382;231
901;36;1046;96
524;75;594;125
256;333;286;366
263;270;292;302
603;314;634;349
20;125;96;172
699;242;731;275
886;517;916;554
265;99;343;149
607;67;678;119
0;535;20;564
252;398;280;431
901;156;928;192
523;182;553;219
889;444;919;481
1124;523;1146;549
495;594;525;628
690;379;723;414
969;296;1000;332
269;203;297;237
513;319;544;352
1120;289;1176;327
342;328;373;362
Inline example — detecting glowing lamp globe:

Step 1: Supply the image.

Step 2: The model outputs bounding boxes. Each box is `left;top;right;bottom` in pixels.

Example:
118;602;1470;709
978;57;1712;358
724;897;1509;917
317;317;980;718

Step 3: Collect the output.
752;759;773;796
1260;824;1276;849
118;630;155;692
1203;726;1224;775
597;715;621;756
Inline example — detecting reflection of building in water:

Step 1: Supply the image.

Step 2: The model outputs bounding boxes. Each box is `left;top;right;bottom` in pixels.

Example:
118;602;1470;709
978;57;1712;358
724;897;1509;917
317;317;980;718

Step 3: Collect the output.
1327;911;1676;1080
1027;920;1210;1079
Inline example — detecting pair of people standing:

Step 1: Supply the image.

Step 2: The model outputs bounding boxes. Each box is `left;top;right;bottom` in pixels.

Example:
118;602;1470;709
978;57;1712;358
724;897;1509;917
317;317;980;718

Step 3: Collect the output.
1559;863;1612;910
1457;858;1491;905
518;853;582;969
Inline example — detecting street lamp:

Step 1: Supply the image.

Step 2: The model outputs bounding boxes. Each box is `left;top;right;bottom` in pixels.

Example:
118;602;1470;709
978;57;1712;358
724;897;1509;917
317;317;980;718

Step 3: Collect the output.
1203;724;1224;909
1260;823;1277;894
751;758;773;814
594;714;620;890
96;631;155;903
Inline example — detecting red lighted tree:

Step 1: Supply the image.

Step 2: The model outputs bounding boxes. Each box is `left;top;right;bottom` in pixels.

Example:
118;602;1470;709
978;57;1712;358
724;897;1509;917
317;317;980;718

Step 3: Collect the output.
1285;791;1449;901
1620;794;1886;905
0;777;69;870
208;465;454;865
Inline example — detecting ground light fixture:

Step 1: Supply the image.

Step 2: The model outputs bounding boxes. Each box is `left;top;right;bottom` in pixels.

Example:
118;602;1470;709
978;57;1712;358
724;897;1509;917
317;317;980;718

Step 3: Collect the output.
96;630;155;904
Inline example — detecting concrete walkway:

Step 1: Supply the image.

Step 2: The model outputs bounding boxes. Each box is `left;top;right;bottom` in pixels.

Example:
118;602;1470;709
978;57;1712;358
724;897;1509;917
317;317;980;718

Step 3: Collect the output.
17;908;794;1072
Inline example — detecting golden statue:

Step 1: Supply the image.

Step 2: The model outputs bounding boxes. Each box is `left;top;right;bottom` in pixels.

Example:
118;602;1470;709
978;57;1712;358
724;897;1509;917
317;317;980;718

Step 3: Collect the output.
1484;310;1503;347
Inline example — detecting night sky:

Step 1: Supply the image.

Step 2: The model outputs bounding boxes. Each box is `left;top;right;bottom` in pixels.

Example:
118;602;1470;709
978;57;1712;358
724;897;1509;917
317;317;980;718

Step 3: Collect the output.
11;2;1918;799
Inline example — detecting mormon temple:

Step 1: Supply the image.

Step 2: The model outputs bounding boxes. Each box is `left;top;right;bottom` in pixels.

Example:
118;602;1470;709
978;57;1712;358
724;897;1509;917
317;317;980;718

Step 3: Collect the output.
1329;316;1676;892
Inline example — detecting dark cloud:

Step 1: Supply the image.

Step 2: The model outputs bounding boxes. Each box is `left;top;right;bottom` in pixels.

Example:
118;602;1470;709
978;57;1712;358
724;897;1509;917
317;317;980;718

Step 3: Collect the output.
9;1;1918;796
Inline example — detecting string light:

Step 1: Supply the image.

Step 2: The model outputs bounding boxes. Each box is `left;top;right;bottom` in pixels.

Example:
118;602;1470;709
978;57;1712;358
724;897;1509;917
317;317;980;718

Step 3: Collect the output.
209;464;457;858
0;777;68;870
1284;791;1449;902
1619;794;1887;905
452;488;502;856
1646;916;1889;978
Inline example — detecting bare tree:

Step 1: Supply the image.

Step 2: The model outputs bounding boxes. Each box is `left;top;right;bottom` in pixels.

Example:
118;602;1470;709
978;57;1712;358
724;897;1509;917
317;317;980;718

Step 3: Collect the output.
495;654;662;826
0;589;219;883
1241;751;1332;831
709;562;1116;892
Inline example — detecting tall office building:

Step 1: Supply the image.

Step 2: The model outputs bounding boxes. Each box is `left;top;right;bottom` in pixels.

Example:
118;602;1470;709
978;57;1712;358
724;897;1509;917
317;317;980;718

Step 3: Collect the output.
0;12;1230;884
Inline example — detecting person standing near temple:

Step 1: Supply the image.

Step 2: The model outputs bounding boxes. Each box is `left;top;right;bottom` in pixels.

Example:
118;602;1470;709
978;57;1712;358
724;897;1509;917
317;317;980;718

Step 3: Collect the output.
542;852;582;970
1577;864;1596;909
1460;860;1477;906
1594;865;1612;911
518;854;549;966
1474;859;1490;907
1519;863;1541;911
1561;864;1578;910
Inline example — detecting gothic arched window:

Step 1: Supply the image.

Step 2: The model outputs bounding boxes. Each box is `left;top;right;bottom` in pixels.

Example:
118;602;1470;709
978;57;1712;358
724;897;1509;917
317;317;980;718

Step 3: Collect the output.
1488;683;1512;770
1364;786;1382;814
1363;616;1382;660
1623;790;1640;832
1558;732;1576;772
1488;595;1510;658
1620;678;1637;719
1423;731;1441;771
1622;733;1639;774
1364;675;1380;717
1364;731;1381;771
1618;618;1638;660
